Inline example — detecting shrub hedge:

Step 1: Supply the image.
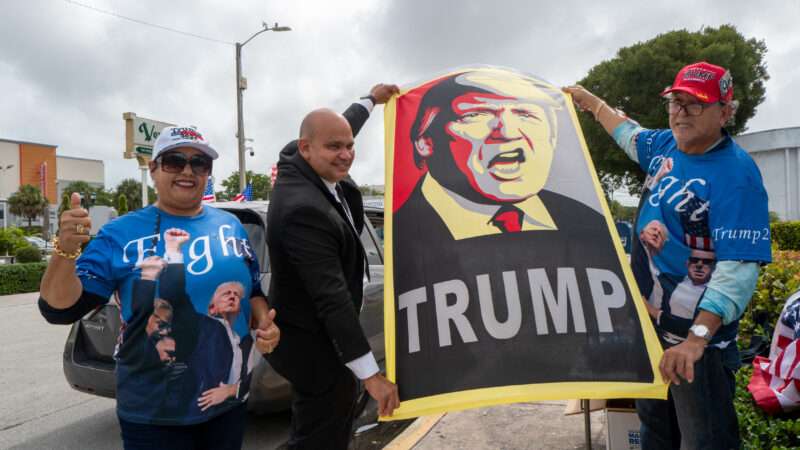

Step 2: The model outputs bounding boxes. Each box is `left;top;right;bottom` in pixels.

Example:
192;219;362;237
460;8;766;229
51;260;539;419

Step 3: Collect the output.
772;221;800;251
735;366;800;449
736;250;800;449
739;251;800;341
15;246;42;263
19;226;43;236
0;262;47;295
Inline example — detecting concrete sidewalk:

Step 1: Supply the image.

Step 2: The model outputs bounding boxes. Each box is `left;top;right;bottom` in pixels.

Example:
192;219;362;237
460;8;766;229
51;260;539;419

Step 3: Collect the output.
387;401;608;450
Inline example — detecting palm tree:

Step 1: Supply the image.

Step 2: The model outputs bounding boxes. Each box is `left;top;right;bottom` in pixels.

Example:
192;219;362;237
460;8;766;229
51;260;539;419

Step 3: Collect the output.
8;185;48;227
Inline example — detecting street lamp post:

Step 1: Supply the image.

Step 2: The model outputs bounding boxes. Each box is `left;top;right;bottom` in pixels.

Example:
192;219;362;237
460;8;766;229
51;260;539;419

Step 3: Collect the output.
0;164;14;229
236;21;291;192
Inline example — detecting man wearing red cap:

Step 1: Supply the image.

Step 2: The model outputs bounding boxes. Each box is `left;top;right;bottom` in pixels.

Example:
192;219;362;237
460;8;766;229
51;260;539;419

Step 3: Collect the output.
565;62;771;449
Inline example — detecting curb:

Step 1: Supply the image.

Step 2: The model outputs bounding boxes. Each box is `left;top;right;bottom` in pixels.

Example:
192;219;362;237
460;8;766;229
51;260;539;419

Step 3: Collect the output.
383;413;446;450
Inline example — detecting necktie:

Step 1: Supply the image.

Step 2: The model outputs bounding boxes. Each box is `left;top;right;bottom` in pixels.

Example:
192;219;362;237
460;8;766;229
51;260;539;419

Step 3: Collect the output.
335;183;370;282
491;205;524;233
335;184;356;230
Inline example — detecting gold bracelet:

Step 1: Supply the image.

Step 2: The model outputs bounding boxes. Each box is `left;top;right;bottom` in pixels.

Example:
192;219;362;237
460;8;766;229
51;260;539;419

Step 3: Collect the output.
592;101;607;121
53;237;82;260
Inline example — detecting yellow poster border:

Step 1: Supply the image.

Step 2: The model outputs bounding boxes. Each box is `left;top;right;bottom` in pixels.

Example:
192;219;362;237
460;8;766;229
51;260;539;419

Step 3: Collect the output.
382;67;667;421
564;91;666;387
384;380;666;421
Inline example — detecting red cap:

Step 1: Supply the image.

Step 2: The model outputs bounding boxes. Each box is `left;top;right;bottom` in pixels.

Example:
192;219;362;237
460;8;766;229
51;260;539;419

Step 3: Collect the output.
661;61;733;104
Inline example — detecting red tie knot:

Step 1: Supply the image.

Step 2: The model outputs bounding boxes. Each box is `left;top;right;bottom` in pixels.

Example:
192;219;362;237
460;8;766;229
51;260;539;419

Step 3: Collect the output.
491;205;524;233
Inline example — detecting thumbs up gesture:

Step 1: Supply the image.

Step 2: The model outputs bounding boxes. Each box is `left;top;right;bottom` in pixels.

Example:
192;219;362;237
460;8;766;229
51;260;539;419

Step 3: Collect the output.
57;192;92;255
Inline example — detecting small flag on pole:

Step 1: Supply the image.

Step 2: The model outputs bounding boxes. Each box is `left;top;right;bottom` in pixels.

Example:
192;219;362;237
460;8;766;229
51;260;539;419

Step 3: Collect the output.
233;183;253;202
270;164;278;186
202;178;216;202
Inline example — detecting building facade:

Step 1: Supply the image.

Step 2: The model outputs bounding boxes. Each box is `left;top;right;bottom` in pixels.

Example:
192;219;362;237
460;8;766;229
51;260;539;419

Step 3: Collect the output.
737;127;800;221
0;138;104;232
56;155;106;201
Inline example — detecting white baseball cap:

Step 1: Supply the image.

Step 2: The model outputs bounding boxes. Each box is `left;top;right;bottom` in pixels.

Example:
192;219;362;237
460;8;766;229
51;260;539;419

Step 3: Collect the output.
152;126;219;160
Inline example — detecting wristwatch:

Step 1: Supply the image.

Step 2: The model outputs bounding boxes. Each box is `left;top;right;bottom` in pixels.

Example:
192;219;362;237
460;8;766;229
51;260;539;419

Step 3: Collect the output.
689;324;712;342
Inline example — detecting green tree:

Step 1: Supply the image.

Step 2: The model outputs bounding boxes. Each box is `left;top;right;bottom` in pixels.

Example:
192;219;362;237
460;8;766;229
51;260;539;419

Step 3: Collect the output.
607;198;637;223
94;188;115;207
57;192;71;219
117;194;129;216
0;227;27;255
576;24;768;194
358;185;381;196
115;178;156;211
8;185;48;227
62;181;114;208
62;181;94;208
56;192;72;234
219;171;271;200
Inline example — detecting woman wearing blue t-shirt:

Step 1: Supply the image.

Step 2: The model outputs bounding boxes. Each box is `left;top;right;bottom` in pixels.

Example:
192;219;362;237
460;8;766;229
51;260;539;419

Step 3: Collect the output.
38;126;280;450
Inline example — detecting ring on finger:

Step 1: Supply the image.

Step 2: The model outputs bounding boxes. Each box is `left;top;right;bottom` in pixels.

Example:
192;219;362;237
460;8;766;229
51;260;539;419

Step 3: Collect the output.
76;223;85;234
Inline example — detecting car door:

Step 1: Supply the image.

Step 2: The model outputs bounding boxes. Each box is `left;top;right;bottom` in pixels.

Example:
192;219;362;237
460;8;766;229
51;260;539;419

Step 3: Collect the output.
359;218;385;364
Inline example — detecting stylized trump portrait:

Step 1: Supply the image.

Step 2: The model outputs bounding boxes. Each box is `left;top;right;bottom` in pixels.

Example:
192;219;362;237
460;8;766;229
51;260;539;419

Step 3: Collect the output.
405;70;564;237
383;67;666;420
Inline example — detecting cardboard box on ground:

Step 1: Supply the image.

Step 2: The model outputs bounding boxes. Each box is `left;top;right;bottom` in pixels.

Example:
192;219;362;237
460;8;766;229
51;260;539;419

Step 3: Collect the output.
606;408;641;450
563;399;641;450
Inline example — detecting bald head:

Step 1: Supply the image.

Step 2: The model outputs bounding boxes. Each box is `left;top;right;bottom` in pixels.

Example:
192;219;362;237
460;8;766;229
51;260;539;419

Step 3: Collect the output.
297;108;355;183
299;108;349;139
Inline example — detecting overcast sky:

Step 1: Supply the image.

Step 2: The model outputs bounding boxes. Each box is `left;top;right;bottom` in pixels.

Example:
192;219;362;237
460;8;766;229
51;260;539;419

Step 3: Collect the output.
2;0;798;194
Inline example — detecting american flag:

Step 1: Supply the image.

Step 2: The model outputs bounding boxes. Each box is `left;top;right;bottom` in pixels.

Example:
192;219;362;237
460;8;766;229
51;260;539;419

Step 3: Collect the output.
679;195;713;250
202;178;216;202
232;183;253;202
748;290;800;414
270;163;278;186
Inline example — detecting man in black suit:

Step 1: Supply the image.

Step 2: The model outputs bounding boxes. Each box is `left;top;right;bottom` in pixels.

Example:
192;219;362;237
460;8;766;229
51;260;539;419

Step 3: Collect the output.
266;83;400;449
392;71;654;401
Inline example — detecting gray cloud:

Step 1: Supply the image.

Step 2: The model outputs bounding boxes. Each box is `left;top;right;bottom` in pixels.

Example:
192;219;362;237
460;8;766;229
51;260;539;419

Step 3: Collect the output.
0;0;797;191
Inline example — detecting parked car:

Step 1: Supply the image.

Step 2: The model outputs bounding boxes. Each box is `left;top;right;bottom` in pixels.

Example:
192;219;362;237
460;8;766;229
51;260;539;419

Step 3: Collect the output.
62;201;386;414
24;236;53;254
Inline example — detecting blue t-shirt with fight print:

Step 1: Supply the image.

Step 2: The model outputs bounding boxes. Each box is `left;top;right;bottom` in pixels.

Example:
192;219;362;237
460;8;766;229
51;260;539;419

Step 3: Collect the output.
76;204;261;425
631;129;771;346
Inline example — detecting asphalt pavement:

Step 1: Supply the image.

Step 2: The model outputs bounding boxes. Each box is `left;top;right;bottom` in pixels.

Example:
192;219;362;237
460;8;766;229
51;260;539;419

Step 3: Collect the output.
0;292;294;449
391;401;608;450
3;291;611;450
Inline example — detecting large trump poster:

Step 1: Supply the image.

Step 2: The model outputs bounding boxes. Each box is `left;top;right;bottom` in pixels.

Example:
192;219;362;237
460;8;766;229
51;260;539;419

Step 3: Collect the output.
383;66;667;420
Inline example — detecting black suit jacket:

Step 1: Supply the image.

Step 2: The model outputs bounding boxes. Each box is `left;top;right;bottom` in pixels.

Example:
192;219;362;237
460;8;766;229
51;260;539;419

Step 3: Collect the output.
266;103;371;394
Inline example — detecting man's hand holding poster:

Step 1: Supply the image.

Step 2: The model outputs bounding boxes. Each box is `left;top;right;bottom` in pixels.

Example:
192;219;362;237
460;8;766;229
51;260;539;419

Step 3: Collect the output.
383;66;667;420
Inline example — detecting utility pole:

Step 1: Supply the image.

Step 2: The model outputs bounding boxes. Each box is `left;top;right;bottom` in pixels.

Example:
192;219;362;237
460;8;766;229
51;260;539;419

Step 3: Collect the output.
235;21;291;192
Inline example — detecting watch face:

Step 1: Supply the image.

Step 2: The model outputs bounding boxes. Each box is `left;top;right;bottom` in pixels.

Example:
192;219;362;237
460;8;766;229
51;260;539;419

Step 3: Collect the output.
691;324;710;339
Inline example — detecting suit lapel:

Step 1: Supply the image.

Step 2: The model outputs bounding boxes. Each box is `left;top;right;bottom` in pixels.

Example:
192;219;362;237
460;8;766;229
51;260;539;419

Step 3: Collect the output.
286;147;369;281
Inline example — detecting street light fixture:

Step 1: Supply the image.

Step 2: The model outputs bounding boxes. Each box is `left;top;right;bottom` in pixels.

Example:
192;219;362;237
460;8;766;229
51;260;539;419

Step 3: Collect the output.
236;21;291;192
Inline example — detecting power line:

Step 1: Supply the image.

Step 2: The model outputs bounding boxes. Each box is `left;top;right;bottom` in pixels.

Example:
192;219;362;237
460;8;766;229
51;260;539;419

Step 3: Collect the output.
62;0;233;46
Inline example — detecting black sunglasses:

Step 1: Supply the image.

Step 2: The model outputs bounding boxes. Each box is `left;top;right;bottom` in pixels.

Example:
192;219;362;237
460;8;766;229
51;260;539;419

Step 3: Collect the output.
688;256;715;265
157;152;213;176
